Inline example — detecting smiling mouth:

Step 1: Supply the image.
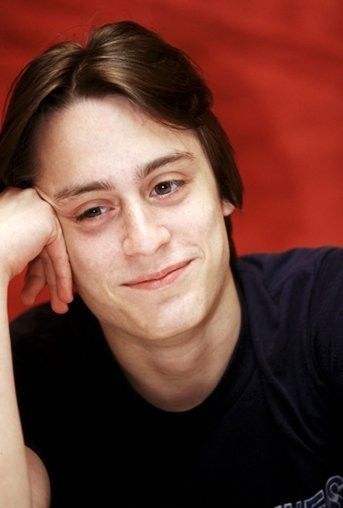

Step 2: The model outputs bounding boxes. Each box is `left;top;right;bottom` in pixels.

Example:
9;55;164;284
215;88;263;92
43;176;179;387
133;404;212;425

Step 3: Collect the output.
123;260;192;290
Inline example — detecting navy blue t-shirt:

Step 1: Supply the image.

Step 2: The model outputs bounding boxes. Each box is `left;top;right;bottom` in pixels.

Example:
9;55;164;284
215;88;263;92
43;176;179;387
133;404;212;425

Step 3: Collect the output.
10;247;343;507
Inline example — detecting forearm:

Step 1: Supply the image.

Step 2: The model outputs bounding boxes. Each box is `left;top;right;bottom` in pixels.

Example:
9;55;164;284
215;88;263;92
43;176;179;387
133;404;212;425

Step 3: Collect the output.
0;279;32;508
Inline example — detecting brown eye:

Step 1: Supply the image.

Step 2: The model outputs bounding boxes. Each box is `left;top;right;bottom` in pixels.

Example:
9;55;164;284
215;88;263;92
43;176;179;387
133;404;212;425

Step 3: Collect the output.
151;180;184;197
76;206;108;222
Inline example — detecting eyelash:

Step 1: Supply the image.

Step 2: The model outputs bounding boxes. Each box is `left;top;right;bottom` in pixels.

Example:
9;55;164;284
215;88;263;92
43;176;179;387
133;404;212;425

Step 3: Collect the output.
150;179;184;197
76;205;109;222
75;179;185;222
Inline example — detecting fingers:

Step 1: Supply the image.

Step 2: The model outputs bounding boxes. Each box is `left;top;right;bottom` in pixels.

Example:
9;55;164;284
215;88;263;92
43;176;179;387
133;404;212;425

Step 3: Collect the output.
21;258;46;306
35;187;74;307
40;249;70;314
45;227;74;305
21;230;74;314
10;187;75;314
21;252;71;314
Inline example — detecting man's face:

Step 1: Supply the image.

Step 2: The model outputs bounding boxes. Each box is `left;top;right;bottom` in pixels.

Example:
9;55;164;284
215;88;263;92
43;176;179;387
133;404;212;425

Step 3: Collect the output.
35;96;234;341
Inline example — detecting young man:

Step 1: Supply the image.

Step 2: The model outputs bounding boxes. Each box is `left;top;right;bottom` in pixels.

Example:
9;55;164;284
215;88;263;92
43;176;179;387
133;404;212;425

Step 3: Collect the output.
0;21;342;508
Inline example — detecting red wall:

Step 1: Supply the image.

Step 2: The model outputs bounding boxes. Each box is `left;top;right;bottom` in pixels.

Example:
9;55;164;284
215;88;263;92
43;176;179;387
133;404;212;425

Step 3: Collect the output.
1;0;342;319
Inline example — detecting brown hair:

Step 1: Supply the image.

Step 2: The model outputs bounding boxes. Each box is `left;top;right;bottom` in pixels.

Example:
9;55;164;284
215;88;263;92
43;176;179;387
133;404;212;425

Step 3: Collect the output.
0;20;243;262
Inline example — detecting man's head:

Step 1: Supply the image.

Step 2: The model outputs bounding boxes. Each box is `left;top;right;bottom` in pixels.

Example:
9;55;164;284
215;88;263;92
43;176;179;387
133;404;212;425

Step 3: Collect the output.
0;20;243;261
33;94;236;341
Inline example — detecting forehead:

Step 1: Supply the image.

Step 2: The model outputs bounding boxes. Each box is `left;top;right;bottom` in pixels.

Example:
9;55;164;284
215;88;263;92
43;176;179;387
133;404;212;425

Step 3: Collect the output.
34;96;205;188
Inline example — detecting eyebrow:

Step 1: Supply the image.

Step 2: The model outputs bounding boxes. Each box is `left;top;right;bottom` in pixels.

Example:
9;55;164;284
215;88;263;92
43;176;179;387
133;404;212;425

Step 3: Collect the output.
53;151;194;202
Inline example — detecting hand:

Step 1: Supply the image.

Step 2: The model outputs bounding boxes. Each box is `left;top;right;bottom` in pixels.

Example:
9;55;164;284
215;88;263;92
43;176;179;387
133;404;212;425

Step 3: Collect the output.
0;187;73;313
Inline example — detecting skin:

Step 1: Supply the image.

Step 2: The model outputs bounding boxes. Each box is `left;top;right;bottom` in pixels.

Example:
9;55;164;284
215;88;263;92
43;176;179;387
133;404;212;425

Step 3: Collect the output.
34;95;242;411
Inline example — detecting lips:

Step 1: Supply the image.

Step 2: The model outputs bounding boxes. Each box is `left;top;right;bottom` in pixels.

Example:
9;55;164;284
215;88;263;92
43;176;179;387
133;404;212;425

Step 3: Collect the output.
123;260;192;289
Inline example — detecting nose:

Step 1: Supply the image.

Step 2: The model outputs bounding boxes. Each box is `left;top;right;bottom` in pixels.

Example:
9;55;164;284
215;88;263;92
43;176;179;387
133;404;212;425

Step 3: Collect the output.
122;202;171;257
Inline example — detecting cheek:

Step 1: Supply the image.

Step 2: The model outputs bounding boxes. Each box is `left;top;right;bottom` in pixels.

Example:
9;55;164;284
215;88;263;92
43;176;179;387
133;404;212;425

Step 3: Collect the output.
176;196;225;239
62;225;119;279
181;198;230;265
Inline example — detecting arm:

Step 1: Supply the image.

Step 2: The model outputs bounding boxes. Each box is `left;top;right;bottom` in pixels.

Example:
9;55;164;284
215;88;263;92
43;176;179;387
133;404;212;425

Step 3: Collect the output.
25;447;51;508
0;187;72;508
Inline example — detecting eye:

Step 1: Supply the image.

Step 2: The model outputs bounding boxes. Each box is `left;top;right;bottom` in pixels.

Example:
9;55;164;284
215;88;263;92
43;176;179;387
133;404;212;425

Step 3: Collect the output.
76;205;109;222
151;180;184;197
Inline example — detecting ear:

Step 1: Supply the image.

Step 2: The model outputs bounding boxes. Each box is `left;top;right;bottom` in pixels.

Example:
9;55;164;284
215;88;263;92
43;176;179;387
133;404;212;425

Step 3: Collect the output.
221;200;234;217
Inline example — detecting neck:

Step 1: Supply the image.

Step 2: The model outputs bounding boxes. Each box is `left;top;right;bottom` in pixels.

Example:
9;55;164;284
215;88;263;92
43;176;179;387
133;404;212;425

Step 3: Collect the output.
101;271;241;412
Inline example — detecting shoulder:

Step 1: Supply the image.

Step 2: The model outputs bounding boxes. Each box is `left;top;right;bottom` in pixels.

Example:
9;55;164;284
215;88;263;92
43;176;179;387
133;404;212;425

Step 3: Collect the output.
236;247;343;383
10;298;99;451
11;301;68;341
234;246;343;346
10;302;71;371
237;245;342;282
236;246;343;299
10;296;96;379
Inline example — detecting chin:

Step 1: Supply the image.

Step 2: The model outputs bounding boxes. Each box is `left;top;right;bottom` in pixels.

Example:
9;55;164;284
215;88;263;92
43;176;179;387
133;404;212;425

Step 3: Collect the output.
129;295;207;342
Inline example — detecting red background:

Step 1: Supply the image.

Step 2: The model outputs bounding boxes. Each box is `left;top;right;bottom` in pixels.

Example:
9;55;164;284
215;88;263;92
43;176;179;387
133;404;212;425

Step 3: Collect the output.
1;0;342;319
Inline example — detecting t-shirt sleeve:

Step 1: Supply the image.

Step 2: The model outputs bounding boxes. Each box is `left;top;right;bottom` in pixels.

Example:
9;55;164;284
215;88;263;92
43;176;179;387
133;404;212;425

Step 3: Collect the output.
310;248;343;397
